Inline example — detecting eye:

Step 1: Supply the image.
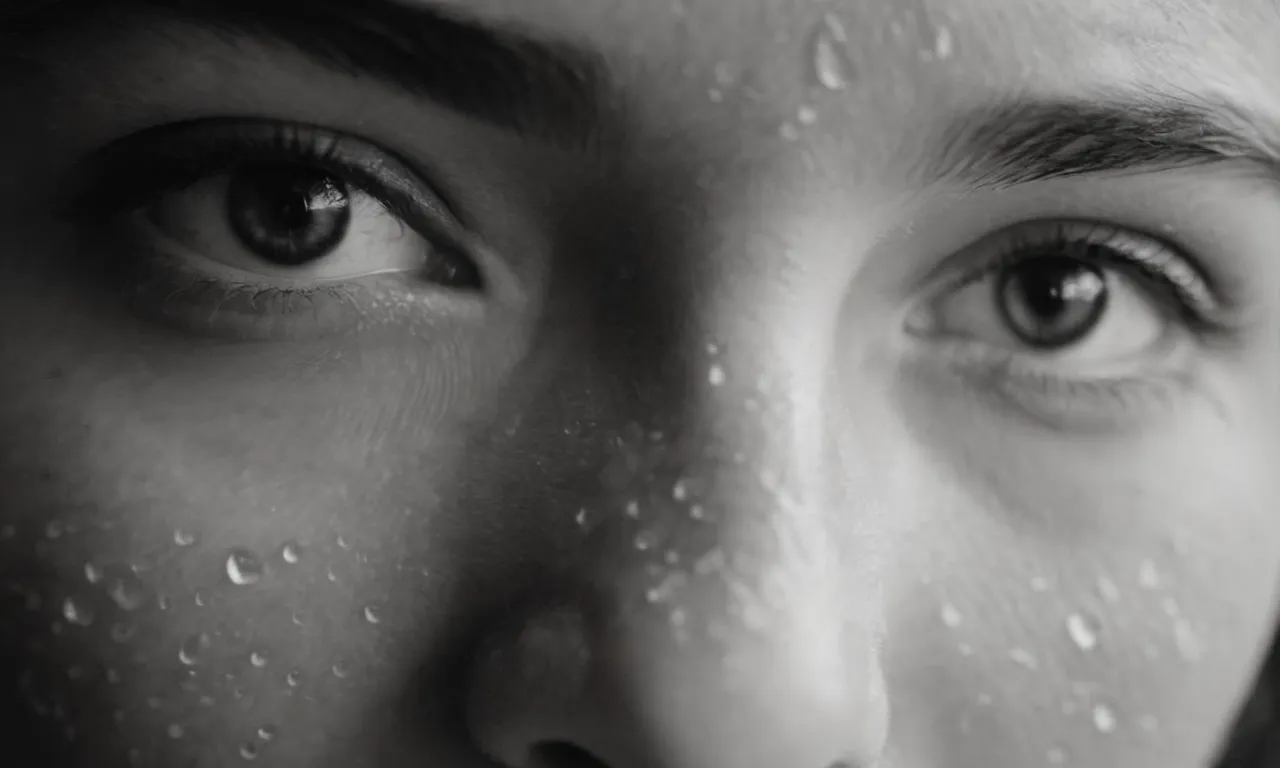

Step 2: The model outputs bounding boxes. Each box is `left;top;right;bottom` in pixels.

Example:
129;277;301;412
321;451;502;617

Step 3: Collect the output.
914;222;1222;369
66;119;484;339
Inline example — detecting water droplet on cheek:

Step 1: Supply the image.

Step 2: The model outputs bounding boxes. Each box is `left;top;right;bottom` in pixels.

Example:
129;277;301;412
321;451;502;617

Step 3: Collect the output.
226;549;264;586
280;541;302;564
1065;612;1101;651
808;13;854;91
61;597;94;626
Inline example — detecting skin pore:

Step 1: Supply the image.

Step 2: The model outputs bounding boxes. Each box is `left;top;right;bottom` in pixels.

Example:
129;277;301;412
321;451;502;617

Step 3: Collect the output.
2;0;1280;766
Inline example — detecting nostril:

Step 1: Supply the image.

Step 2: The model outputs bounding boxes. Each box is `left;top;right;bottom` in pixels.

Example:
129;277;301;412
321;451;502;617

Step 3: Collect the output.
529;741;610;768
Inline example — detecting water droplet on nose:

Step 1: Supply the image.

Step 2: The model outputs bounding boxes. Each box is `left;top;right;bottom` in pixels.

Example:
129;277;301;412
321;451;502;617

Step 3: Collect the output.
808;13;854;91
167;723;185;739
249;650;269;668
1009;647;1038;670
1066;612;1101;651
108;572;148;611
280;541;301;565
61;597;94;626
940;603;962;628
363;606;380;624
933;25;954;59
226;549;264;586
707;364;727;386
239;742;258;760
84;563;104;584
173;529;198;547
1138;559;1161;589
1173;619;1203;661
1092;703;1118;733
179;633;211;665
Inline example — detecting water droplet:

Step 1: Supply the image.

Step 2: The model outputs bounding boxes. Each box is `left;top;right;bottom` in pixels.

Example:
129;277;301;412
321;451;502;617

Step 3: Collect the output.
1138;559;1161;589
1138;714;1160;732
110;622;136;643
797;105;818;125
689;504;707;521
193;590;208;608
107;572;148;611
257;725;277;741
239;742;258;760
167;723;185;739
178;633;211;665
226;549;264;586
1092;703;1118;733
280;541;301;564
45;520;65;539
331;661;349;678
1066;612;1100;651
1047;746;1068;765
157;594;171;611
940;603;962;628
61;597;94;626
285;669;301;687
1009;647;1039;670
173;529;197;547
1173;619;1203;661
1096;575;1121;604
634;531;657;551
957;643;974;656
808;13;853;91
672;479;689;502
1030;575;1050;592
84;563;104;584
363;606;380;624
778;122;800;141
625;500;641;519
707;364;727;386
336;535;350;550
249;650;269;668
574;508;588;527
933;25;954;60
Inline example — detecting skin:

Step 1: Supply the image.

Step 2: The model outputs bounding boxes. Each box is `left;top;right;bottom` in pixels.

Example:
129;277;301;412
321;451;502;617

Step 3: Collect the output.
2;0;1280;766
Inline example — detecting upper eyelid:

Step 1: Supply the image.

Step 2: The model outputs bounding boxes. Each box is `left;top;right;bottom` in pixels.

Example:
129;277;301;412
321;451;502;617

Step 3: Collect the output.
61;118;473;251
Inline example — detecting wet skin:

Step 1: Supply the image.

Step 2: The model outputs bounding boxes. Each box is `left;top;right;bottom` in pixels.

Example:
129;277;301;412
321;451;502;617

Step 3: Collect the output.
2;0;1280;766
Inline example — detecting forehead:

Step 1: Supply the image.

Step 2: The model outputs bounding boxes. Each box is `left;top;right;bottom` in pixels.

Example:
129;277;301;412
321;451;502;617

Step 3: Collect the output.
408;1;1258;103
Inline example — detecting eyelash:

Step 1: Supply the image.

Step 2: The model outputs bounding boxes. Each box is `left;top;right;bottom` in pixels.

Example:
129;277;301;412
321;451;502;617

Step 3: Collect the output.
946;221;1236;338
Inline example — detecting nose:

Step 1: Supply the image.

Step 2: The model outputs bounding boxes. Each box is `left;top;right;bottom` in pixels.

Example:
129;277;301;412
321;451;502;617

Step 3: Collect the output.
463;345;889;768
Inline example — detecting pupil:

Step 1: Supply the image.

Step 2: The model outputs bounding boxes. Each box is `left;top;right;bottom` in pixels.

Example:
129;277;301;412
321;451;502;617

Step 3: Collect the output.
998;256;1109;349
226;163;351;267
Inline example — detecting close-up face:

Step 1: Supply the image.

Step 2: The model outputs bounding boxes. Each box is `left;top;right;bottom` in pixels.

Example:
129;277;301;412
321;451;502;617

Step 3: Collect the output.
2;0;1280;766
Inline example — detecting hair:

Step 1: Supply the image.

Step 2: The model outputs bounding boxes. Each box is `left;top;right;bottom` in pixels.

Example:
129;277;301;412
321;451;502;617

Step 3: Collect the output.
1216;632;1280;767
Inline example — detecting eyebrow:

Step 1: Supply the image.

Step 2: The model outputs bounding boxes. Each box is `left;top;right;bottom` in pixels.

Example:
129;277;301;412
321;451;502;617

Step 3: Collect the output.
924;88;1280;191
3;0;611;149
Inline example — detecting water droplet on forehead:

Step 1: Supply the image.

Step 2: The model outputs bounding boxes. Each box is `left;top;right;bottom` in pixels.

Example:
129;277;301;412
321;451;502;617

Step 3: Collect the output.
808;13;854;91
1066;612;1101;651
226;549;264;586
1092;703;1118;733
61;596;94;626
280;541;301;565
178;633;212;665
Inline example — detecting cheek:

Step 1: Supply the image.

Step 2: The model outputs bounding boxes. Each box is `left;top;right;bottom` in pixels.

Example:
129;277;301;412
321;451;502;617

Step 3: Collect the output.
874;431;1280;768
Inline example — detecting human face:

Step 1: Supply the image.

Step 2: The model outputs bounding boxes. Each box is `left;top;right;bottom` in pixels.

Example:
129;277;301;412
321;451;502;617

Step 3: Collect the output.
2;0;1279;766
